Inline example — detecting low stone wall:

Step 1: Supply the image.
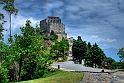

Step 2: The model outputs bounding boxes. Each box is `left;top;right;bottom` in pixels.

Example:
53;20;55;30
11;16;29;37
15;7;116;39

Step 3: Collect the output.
80;71;124;83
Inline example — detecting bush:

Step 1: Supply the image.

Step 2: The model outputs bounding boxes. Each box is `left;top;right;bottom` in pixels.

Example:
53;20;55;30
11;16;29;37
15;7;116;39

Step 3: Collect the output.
111;62;124;69
0;66;9;83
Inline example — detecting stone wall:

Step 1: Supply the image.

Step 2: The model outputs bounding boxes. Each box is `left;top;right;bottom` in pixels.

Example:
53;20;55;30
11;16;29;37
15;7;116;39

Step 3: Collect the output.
40;16;73;52
40;16;67;41
81;71;124;83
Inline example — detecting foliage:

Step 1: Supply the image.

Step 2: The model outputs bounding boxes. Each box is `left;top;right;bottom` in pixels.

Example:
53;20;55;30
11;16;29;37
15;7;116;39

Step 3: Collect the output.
0;1;59;82
72;36;87;64
111;62;124;69
90;43;106;67
86;42;92;61
72;37;106;67
103;57;116;70
1;0;18;37
52;37;69;61
59;37;69;60
117;47;124;62
50;30;58;41
2;20;54;82
0;41;8;64
20;20;52;80
0;66;9;83
2;0;18;15
0;13;6;40
107;57;115;65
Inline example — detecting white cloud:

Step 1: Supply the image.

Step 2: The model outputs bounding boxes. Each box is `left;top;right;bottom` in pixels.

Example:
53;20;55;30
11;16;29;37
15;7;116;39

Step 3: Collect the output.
2;14;39;43
11;15;39;29
2;0;123;49
90;35;116;43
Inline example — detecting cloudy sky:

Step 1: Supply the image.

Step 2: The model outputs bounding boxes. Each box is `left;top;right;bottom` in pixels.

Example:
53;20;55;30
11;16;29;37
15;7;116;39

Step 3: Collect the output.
1;0;124;50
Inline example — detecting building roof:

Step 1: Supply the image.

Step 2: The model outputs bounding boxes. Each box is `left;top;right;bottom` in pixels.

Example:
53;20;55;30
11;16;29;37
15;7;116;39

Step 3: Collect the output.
48;16;60;19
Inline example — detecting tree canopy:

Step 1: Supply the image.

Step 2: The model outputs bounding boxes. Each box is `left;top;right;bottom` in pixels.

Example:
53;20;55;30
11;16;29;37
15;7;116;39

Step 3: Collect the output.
118;47;124;62
1;0;18;37
51;37;69;61
50;30;58;41
90;43;106;67
72;36;87;64
72;36;106;67
1;20;56;82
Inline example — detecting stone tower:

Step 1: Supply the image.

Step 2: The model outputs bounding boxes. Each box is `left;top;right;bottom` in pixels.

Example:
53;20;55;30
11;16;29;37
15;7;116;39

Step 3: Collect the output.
67;37;73;53
40;16;67;41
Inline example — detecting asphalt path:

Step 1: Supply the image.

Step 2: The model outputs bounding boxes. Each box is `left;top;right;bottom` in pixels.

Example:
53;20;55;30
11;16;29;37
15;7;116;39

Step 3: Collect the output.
52;54;111;72
51;61;111;72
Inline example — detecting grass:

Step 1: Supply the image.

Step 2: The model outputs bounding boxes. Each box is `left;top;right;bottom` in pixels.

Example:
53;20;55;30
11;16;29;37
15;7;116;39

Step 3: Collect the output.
16;70;84;83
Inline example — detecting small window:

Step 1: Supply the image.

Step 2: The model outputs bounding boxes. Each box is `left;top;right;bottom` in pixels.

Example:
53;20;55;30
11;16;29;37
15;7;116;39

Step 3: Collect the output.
53;20;55;23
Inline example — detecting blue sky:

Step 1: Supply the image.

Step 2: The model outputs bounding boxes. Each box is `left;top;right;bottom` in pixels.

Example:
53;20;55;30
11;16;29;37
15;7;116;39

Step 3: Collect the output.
1;0;124;60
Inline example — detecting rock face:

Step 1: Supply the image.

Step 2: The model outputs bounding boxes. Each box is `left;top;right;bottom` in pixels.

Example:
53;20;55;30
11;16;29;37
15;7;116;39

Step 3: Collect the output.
81;71;124;83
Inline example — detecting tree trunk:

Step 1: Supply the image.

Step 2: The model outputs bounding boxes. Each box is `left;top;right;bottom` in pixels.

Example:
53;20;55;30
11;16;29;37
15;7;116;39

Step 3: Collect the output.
79;57;82;64
18;55;22;81
10;13;12;37
95;63;96;68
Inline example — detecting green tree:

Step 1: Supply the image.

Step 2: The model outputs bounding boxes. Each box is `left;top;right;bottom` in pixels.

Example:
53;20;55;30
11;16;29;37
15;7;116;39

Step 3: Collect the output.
59;37;69;60
0;13;6;40
85;42;92;66
86;42;92;61
107;57;115;65
2;0;18;37
0;41;9;82
0;12;8;64
106;57;116;69
50;30;58;41
4;20;53;81
18;20;52;81
0;13;9;81
72;36;87;64
90;43;106;68
0;41;8;64
0;66;9;83
52;37;69;61
117;47;124;62
0;0;18;82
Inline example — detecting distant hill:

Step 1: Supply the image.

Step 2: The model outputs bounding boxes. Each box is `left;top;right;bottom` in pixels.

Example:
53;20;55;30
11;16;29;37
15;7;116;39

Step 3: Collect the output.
103;47;120;62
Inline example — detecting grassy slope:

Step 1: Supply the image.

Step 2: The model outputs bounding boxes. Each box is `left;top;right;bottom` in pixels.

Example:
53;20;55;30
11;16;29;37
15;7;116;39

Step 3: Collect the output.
16;70;84;83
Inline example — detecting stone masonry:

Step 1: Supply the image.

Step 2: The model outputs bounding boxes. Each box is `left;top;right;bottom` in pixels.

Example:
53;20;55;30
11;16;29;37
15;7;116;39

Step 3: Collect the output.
40;16;67;42
81;71;124;83
40;16;73;52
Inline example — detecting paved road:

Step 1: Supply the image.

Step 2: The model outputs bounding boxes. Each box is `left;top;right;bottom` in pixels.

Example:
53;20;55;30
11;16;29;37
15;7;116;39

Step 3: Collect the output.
51;61;111;72
52;54;111;72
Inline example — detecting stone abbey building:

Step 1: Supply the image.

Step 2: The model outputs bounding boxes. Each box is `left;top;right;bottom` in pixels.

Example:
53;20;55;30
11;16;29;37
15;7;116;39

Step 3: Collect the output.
40;16;73;52
40;16;67;41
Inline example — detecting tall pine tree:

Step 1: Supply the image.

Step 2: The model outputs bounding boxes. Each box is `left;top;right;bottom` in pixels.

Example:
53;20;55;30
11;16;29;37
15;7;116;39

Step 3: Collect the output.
72;36;87;64
91;43;106;68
